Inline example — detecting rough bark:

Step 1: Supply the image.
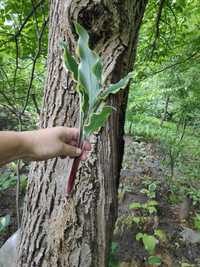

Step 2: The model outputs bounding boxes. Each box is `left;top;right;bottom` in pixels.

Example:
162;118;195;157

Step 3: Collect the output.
18;1;148;266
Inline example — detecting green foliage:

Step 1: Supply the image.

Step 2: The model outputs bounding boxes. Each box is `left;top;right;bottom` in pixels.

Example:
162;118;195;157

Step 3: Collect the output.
193;214;200;232
108;242;119;267
141;181;159;199
154;229;167;242
0;172;16;191
114;215;142;235
186;188;200;206
126;0;200;199
0;165;28;194
136;233;158;254
62;23;132;141
181;264;196;267
123;3;200;264
148;255;162;266
60;41;78;81
129;200;158;215
0;0;48;130
84;106;114;137
129;202;142;209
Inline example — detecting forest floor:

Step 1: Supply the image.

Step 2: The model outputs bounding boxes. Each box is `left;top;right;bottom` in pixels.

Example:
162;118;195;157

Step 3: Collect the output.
0;186;18;247
0;165;27;247
1;136;200;267
113;136;200;267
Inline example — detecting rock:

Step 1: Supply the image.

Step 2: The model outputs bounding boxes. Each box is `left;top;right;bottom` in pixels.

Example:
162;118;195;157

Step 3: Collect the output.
180;227;200;244
178;198;191;221
0;229;20;267
167;198;191;223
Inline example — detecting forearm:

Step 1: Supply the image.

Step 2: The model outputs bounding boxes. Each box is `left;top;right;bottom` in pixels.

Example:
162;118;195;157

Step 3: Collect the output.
0;131;26;166
0;128;88;167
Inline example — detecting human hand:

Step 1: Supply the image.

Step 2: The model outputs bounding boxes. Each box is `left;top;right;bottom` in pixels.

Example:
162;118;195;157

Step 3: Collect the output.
20;127;91;161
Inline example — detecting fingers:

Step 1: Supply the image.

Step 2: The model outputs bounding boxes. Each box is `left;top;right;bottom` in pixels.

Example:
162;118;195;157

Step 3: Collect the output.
83;141;92;151
62;144;82;158
61;127;80;143
80;151;89;161
59;129;92;160
80;141;91;161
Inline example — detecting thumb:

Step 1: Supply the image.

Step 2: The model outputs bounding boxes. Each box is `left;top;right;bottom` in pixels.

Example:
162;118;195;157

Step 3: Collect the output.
62;144;82;158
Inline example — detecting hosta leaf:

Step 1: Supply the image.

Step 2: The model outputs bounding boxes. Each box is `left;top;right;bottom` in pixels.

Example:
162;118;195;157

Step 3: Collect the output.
146;200;158;206
99;72;133;101
92;58;103;83
76;84;89;117
142;234;158;254
75;23;101;109
84;106;113;137
129;202;142;209
60;41;78;81
148;256;162;265
147;206;157;214
132;217;141;224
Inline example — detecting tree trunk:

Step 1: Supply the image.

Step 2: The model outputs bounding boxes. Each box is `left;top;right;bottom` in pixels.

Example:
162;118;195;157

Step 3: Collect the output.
18;1;147;266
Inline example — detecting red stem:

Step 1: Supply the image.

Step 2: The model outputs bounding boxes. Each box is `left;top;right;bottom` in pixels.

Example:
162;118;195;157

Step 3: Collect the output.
66;145;84;194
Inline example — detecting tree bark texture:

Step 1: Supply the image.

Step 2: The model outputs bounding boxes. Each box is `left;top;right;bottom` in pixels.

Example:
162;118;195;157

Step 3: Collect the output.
18;0;147;266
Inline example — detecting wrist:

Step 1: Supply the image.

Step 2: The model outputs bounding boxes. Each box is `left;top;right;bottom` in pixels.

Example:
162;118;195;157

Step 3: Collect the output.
17;131;34;160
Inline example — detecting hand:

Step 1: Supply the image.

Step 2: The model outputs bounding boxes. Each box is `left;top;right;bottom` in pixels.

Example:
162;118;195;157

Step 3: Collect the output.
20;127;91;161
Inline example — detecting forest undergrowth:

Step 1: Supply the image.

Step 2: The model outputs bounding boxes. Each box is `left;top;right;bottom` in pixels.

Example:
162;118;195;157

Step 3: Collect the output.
110;120;200;267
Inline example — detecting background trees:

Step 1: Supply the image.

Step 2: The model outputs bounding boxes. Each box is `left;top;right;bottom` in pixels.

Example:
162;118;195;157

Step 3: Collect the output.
0;0;48;130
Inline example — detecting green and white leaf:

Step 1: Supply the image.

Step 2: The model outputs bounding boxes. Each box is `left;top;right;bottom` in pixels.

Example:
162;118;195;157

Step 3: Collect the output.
92;57;103;83
98;72;133;101
84;106;113;137
61;23;133;140
75;23;102;110
60;41;78;81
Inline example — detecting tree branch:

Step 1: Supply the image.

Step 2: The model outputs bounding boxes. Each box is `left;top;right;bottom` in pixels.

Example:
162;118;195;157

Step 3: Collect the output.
140;48;200;82
150;0;166;59
13;36;19;96
0;0;45;47
21;17;48;115
166;1;178;25
31;0;40;39
31;94;41;115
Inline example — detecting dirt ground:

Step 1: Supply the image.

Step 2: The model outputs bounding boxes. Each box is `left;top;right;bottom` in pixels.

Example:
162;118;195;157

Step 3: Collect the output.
113;136;200;267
